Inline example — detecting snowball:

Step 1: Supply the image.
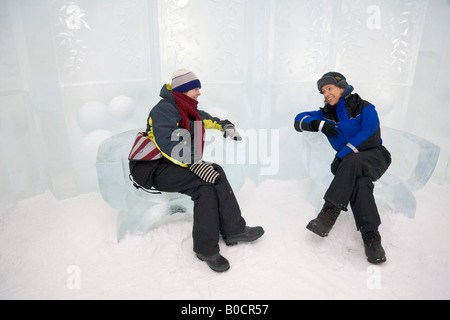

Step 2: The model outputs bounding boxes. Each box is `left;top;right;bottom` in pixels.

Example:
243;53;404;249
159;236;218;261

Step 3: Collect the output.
108;95;136;121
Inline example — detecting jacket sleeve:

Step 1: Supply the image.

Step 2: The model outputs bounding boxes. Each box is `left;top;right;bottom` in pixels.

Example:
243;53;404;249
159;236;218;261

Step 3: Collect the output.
148;103;191;167
198;110;228;131
336;105;381;159
294;110;324;132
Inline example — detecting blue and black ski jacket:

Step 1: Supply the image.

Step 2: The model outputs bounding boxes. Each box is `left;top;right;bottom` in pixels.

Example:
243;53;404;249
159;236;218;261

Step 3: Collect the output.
294;86;383;159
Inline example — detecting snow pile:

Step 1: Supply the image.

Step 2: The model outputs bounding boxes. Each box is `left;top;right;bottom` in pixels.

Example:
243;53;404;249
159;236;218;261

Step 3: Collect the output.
0;179;449;300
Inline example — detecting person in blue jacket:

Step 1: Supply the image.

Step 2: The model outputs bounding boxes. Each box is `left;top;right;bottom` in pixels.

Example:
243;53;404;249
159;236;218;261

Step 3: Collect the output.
294;72;391;264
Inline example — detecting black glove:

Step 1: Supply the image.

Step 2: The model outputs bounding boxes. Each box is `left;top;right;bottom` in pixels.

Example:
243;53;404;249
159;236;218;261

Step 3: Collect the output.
223;122;242;141
189;161;221;184
331;156;342;175
311;120;339;138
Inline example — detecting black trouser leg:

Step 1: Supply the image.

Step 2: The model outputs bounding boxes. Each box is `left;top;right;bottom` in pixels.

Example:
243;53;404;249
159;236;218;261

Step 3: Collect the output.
324;146;391;230
131;159;245;256
211;164;246;236
350;176;381;232
191;185;221;255
324;146;390;210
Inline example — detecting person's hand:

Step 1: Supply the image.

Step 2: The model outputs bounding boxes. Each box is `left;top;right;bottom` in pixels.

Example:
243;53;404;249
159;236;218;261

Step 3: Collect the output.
331;156;342;175
189;161;222;184
311;120;339;138
223;123;242;141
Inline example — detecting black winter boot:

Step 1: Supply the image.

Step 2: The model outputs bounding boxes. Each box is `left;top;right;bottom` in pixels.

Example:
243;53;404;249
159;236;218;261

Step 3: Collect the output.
362;230;386;264
306;201;341;237
223;226;265;246
196;253;230;272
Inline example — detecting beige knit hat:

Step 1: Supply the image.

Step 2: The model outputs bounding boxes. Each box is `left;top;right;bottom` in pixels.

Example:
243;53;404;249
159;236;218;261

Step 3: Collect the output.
171;69;202;93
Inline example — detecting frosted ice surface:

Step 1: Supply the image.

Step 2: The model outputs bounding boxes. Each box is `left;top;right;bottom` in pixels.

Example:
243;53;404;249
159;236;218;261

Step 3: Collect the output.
301;127;440;218
96;130;245;240
382;127;441;192
2;0;449;215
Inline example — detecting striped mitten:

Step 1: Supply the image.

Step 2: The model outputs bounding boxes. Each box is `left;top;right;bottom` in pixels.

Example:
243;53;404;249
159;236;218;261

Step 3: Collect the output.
189;161;221;184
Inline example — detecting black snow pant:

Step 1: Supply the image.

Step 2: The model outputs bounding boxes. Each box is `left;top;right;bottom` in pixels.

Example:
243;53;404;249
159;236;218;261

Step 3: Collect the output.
324;145;391;233
129;158;246;256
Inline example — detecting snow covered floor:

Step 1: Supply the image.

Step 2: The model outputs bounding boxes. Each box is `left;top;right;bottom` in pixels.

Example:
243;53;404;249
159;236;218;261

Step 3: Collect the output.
1;178;449;300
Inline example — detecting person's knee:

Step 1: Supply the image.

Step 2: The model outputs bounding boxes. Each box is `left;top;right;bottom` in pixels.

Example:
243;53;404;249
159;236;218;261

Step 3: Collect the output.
192;184;216;201
340;153;363;172
355;176;374;192
211;163;224;175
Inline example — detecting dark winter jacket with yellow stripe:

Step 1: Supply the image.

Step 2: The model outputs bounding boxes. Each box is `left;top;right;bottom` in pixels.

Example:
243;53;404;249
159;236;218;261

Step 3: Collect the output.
146;84;229;167
294;86;384;159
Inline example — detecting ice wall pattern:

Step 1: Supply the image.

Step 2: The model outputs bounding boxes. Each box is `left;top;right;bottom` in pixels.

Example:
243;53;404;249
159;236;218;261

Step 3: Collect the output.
0;0;449;209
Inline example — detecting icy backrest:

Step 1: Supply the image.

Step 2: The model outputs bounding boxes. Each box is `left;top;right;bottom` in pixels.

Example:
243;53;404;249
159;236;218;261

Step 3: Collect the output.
96;130;136;212
382;127;440;192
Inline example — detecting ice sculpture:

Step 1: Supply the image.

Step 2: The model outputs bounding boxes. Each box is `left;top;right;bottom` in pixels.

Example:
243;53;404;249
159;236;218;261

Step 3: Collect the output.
96;129;245;241
108;95;136;121
301;127;440;218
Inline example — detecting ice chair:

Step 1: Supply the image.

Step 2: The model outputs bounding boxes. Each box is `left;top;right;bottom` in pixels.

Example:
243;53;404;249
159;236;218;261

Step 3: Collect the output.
301;127;440;218
96;129;245;241
96;130;191;241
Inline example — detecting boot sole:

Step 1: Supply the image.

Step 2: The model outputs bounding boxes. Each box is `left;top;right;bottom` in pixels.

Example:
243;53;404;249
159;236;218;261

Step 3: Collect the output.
367;256;387;264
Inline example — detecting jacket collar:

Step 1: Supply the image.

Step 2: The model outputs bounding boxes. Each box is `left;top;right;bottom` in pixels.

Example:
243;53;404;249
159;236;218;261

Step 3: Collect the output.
160;84;176;102
321;85;354;112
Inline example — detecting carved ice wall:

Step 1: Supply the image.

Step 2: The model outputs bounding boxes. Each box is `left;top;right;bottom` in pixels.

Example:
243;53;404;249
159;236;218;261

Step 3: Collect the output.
1;0;449;210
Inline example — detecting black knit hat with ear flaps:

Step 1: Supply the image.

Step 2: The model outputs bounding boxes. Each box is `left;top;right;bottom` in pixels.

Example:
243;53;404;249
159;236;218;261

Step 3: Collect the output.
317;72;349;93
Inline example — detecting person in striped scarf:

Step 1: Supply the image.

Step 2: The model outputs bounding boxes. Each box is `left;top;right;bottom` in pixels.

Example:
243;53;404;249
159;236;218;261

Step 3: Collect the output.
129;69;264;272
